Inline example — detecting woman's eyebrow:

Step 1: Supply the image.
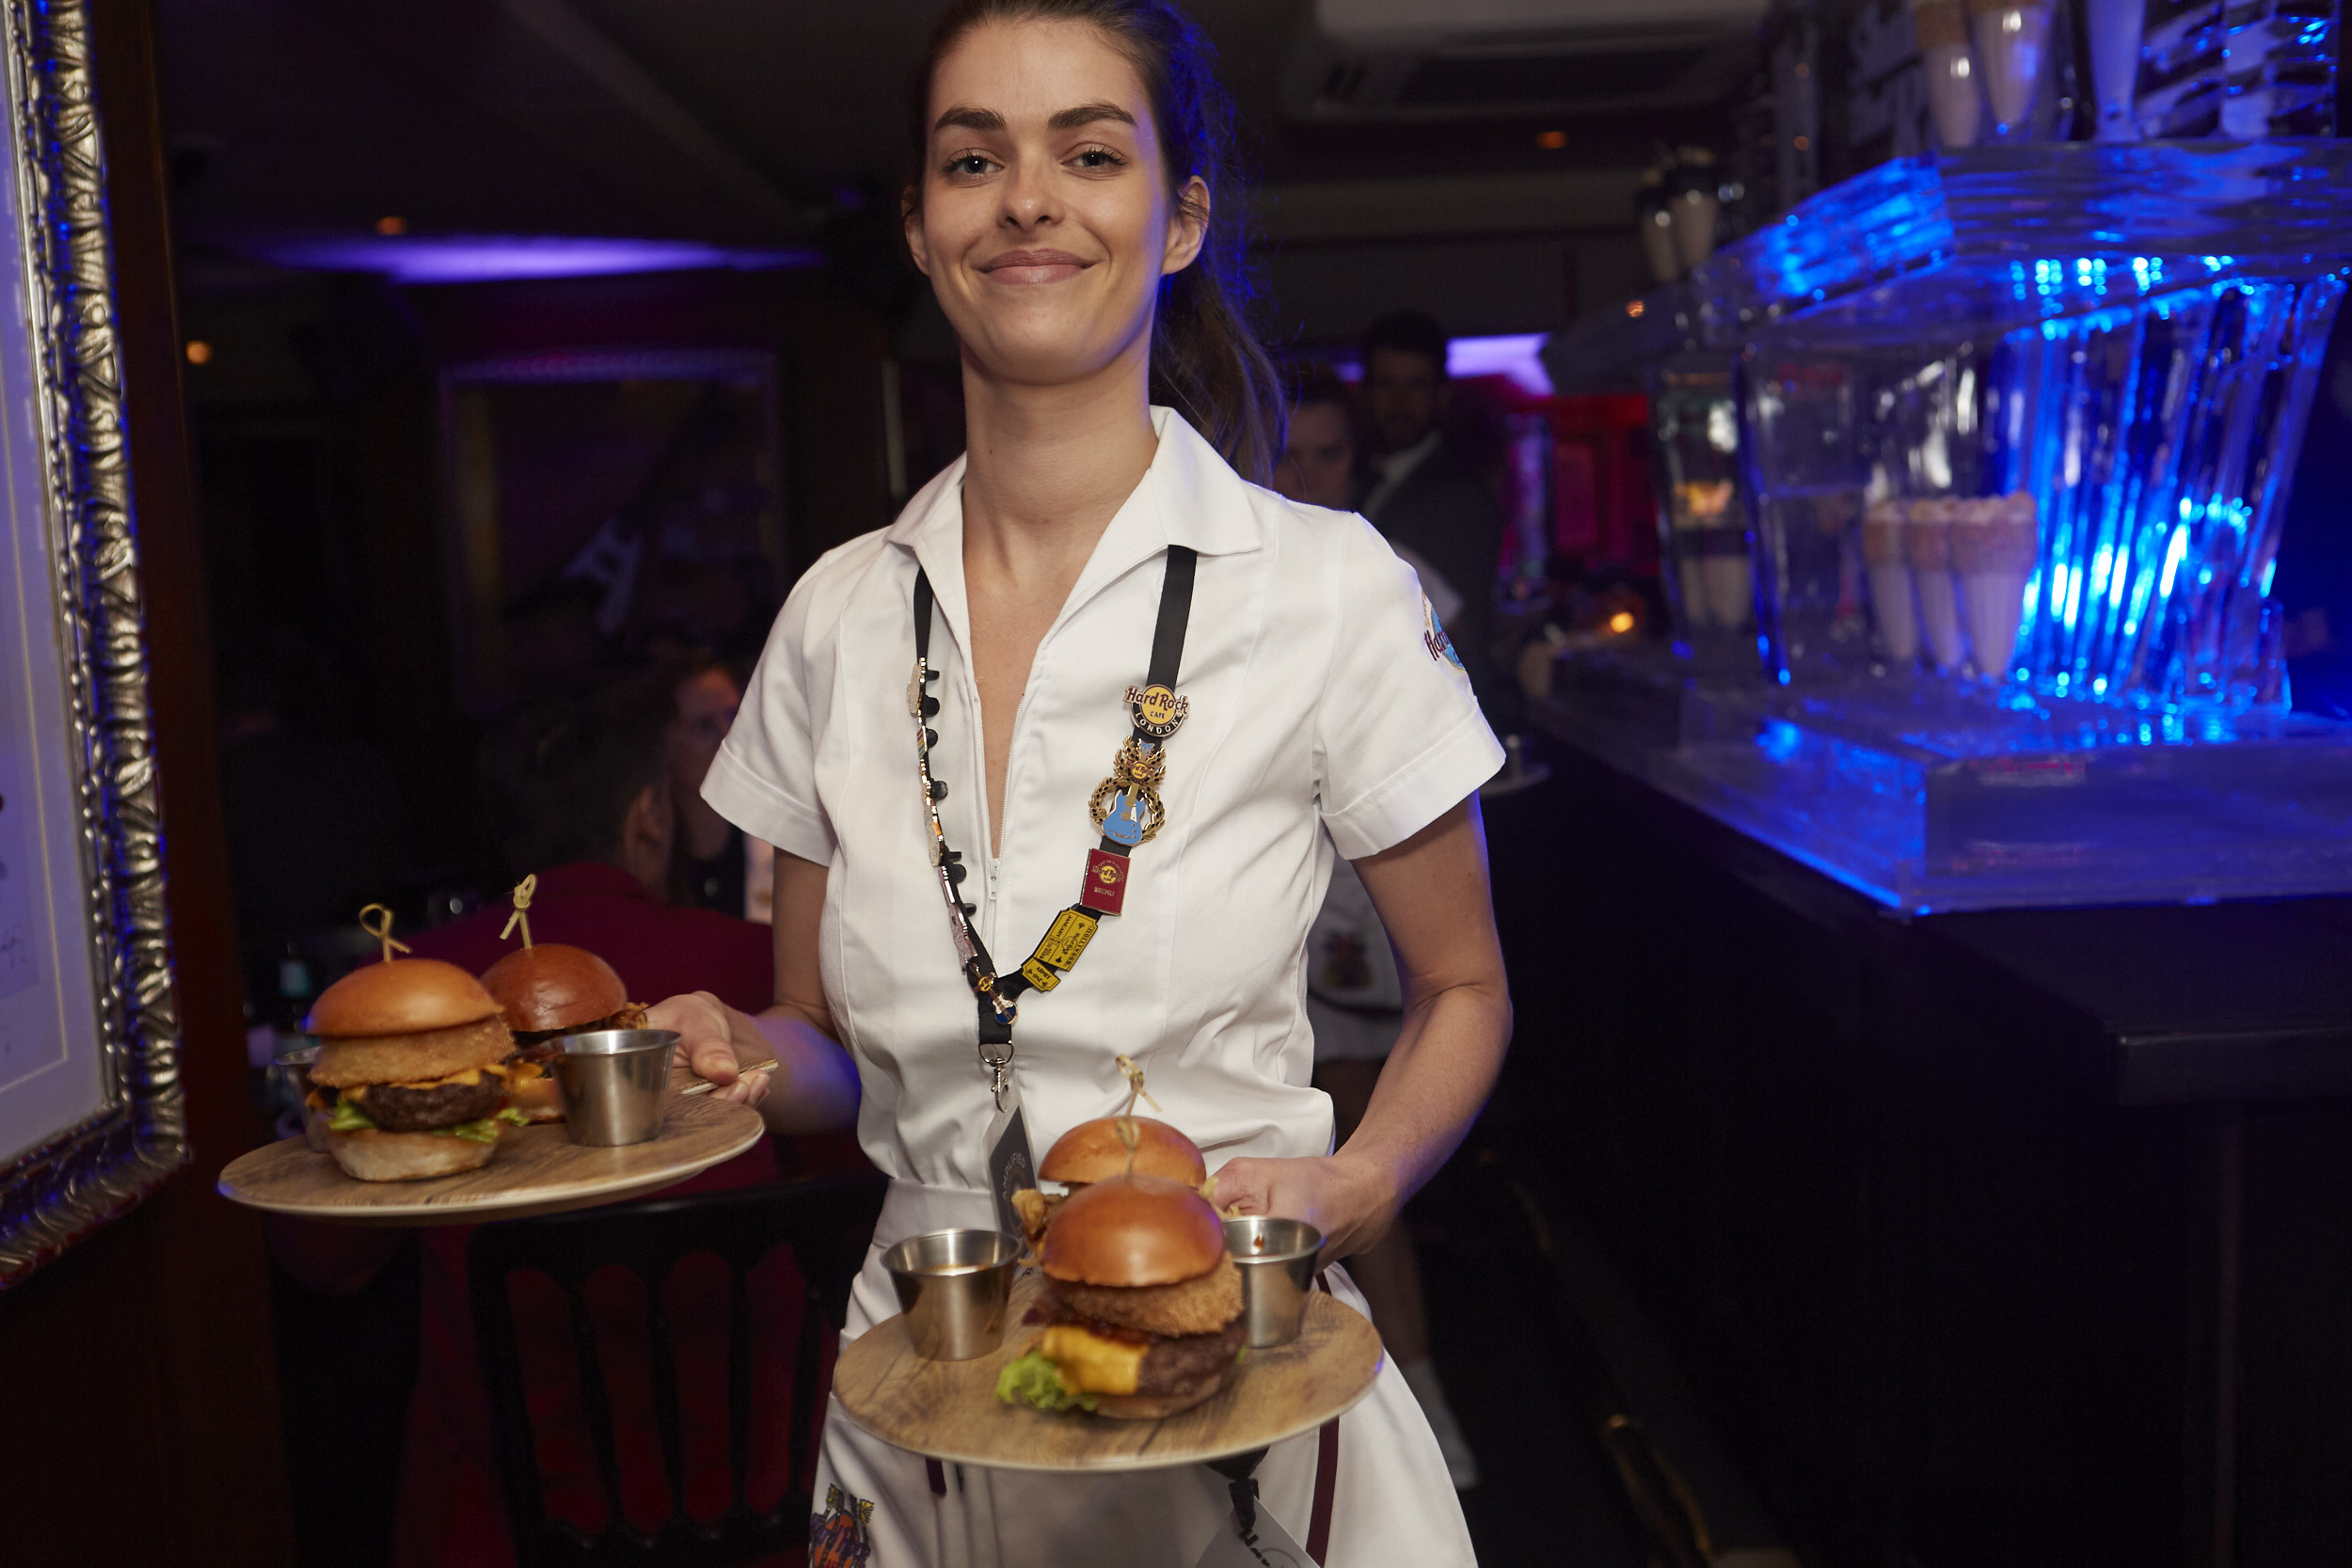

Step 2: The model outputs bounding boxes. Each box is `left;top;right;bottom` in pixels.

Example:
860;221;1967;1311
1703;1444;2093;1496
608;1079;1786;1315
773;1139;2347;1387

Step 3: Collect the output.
934;106;1006;133
1047;103;1136;131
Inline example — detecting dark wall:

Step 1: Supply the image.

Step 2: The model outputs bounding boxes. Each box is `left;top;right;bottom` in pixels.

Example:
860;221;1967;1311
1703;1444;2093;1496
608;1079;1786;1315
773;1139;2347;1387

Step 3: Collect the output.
0;2;295;1560
181;264;896;899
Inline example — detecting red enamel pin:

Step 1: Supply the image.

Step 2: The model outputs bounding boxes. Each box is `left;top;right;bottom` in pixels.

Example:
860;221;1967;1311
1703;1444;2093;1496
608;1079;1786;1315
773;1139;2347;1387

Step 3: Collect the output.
1080;849;1129;915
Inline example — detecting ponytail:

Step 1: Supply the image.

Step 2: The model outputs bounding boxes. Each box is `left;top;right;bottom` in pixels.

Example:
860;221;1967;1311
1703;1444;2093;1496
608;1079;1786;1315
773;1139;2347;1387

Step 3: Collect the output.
908;0;1285;484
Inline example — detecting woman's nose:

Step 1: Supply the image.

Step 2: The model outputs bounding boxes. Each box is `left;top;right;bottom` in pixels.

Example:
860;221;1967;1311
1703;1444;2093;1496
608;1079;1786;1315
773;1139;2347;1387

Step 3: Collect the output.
998;162;1059;230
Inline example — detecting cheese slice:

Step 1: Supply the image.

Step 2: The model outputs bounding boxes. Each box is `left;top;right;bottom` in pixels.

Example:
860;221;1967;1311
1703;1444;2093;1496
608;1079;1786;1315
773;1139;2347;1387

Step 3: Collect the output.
1038;1323;1145;1396
345;1062;511;1100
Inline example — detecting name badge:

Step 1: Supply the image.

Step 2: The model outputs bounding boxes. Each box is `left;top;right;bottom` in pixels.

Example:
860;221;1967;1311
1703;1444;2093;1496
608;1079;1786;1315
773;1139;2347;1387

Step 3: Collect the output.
984;1083;1036;1238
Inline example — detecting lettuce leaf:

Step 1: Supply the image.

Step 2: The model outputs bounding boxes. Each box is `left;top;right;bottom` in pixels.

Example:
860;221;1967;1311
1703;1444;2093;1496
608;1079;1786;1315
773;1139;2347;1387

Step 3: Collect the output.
994;1349;1097;1413
325;1103;525;1141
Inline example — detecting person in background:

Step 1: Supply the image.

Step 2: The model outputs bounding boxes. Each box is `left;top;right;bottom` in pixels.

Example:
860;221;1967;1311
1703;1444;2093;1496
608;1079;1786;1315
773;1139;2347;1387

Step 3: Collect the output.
661;650;754;917
269;679;861;1568
1355;310;1507;713
1274;370;1483;1491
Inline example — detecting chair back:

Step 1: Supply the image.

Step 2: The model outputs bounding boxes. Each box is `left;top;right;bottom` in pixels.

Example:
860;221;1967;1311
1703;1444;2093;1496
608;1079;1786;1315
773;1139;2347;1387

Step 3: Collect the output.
469;1172;886;1568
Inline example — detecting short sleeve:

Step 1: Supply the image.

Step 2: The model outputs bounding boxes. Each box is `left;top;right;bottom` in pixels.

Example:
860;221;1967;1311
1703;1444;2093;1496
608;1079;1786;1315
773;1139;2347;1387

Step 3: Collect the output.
704;575;836;864
1315;518;1505;860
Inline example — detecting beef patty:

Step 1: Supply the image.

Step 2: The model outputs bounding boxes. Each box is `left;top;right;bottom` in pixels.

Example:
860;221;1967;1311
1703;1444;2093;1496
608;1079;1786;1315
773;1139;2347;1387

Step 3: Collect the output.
1133;1316;1248;1397
1045;1306;1247;1398
358;1075;505;1132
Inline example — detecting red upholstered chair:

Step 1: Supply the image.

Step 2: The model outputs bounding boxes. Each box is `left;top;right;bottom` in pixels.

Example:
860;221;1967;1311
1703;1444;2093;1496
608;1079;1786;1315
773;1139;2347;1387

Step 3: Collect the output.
468;1173;886;1567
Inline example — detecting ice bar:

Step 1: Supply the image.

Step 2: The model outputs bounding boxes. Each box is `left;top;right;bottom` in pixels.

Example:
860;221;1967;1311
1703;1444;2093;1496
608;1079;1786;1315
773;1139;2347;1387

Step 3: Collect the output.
1542;141;2352;911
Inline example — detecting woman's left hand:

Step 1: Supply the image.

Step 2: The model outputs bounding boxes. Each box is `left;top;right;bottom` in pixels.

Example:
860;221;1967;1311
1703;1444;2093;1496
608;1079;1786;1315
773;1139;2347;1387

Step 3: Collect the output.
1211;1151;1400;1266
645;991;773;1109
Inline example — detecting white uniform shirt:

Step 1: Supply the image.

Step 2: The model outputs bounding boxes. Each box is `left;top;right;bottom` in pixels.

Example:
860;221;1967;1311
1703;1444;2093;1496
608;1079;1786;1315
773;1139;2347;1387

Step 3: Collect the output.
704;408;1498;1568
707;407;1502;1189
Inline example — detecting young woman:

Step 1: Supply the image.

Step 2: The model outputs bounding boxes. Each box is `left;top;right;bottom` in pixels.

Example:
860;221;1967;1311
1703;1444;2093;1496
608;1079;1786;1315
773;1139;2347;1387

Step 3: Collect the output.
650;3;1508;1561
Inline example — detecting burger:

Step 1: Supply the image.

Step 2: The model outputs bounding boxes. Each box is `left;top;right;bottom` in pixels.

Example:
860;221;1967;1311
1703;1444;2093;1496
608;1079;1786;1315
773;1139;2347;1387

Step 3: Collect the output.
1011;1115;1208;1246
995;1174;1245;1418
305;958;523;1180
478;942;646;1123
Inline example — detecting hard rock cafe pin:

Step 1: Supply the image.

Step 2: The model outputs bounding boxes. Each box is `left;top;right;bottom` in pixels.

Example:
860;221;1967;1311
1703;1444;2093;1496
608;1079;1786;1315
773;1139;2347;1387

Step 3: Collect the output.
1125;683;1188;740
1099;788;1148;847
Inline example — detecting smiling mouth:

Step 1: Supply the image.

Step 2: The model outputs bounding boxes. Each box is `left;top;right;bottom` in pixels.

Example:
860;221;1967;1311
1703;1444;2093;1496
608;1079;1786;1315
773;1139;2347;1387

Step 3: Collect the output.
979;250;1091;283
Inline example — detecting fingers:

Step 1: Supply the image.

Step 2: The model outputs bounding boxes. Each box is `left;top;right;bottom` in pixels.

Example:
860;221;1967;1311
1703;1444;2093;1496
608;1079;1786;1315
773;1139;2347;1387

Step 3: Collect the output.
1209;1158;1268;1214
647;993;740;1085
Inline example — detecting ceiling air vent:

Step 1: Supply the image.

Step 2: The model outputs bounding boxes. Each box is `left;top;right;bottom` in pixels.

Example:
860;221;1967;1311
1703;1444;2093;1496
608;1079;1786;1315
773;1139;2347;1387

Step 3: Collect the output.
1283;0;1765;122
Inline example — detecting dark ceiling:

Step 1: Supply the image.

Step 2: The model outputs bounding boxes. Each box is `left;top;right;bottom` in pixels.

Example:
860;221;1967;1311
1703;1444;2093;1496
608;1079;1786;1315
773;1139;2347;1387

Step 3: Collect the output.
154;1;1746;340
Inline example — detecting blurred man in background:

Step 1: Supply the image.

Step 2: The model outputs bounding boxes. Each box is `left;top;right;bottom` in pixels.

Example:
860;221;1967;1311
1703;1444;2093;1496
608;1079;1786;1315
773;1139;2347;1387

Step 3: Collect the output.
1356;310;1507;713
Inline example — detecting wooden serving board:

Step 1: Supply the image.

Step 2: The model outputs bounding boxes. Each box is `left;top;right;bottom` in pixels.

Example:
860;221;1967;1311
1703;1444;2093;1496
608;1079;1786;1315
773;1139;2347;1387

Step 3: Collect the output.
833;1272;1385;1473
215;1094;764;1227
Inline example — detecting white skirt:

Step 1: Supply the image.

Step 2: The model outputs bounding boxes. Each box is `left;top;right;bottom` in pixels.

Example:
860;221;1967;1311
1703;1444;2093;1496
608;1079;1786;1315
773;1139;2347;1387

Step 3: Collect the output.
813;1179;1477;1567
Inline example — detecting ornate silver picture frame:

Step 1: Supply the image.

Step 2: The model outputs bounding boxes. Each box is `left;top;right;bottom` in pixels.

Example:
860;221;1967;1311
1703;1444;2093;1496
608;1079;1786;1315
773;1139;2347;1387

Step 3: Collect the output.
0;0;184;1286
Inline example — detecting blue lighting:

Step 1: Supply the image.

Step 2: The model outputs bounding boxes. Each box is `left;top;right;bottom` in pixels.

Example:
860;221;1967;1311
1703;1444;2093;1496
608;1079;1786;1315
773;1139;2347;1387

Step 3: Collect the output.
2158;525;2189;597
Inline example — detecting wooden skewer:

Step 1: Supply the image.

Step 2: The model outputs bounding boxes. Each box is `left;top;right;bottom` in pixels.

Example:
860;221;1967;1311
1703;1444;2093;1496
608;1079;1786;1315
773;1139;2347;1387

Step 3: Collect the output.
675;1060;778;1097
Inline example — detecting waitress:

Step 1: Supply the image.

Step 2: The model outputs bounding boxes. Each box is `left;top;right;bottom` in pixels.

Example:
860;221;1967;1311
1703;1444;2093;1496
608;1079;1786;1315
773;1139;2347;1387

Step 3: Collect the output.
651;2;1509;1561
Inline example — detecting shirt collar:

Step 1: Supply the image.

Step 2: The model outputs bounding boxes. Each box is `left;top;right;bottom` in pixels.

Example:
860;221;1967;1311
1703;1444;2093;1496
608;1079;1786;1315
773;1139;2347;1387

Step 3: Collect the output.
883;406;1265;657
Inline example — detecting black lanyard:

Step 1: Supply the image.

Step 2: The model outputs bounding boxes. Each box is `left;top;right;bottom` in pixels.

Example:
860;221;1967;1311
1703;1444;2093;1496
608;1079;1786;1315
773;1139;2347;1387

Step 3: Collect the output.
910;547;1198;1094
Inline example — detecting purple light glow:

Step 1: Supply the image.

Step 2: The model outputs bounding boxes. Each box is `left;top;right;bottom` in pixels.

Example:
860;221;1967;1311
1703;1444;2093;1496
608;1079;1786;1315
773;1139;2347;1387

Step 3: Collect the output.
1327;334;1557;397
1446;334;1553;395
238;233;822;284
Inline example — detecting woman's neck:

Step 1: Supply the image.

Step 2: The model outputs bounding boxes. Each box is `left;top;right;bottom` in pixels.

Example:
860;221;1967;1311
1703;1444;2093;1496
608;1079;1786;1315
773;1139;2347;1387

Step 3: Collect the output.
957;344;1158;588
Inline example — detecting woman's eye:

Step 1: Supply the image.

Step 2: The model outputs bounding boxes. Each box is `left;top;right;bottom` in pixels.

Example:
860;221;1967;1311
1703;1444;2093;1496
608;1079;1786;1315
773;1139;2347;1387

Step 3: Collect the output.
1070;148;1124;170
944;154;994;178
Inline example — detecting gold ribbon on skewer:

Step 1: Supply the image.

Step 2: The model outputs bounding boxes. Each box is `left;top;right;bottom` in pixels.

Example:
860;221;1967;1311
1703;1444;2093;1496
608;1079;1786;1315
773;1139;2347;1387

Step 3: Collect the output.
1114;1053;1160;1118
499;874;537;948
358;904;410;963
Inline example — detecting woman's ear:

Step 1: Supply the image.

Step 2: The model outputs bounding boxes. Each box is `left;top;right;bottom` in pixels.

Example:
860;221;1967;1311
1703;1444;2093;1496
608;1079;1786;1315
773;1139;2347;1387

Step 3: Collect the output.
1162;175;1210;277
903;188;933;278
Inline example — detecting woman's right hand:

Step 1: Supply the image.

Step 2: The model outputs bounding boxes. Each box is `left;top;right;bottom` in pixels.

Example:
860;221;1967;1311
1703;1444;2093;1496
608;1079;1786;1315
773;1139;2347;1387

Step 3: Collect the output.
647;990;772;1108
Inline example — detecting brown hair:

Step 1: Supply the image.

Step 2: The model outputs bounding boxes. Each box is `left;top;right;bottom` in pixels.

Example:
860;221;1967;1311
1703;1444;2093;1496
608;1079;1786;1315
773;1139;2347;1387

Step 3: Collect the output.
906;0;1284;483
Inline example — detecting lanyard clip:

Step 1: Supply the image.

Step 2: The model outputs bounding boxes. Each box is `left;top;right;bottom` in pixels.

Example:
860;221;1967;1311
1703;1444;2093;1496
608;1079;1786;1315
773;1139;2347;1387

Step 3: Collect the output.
978;1036;1014;1111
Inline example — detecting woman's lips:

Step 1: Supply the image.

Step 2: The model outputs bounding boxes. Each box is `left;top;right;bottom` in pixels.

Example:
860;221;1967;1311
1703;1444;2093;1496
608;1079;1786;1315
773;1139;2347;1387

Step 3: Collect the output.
978;249;1089;285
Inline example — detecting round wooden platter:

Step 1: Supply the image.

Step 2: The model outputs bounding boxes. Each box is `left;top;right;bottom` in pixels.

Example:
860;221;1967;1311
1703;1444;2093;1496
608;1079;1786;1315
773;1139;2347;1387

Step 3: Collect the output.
215;1093;764;1227
833;1271;1386;1473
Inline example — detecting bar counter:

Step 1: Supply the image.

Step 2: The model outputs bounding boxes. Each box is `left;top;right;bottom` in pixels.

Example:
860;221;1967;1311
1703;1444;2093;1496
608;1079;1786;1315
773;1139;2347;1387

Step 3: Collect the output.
1498;703;2352;1568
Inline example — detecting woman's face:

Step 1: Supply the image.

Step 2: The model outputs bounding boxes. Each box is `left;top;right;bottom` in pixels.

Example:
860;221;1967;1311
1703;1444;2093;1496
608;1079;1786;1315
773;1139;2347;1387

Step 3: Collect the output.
907;21;1206;389
667;666;740;792
1274;401;1356;511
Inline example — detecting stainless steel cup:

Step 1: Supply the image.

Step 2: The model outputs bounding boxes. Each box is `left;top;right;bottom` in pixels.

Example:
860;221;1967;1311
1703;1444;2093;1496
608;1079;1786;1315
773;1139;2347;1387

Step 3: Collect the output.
882;1228;1021;1360
1224;1216;1322;1348
552;1029;675;1147
274;1043;327;1154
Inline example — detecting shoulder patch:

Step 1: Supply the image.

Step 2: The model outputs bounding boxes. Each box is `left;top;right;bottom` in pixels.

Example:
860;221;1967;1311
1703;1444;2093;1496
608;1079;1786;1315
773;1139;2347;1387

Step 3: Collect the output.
1422;591;1465;672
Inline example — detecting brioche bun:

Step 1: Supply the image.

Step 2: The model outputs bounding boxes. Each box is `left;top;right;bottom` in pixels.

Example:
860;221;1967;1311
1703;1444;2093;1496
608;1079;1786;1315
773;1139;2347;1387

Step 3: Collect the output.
322;1125;500;1181
1040;1117;1206;1188
1092;1376;1232;1420
1040;1174;1225;1288
307;958;501;1037
481;943;629;1035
